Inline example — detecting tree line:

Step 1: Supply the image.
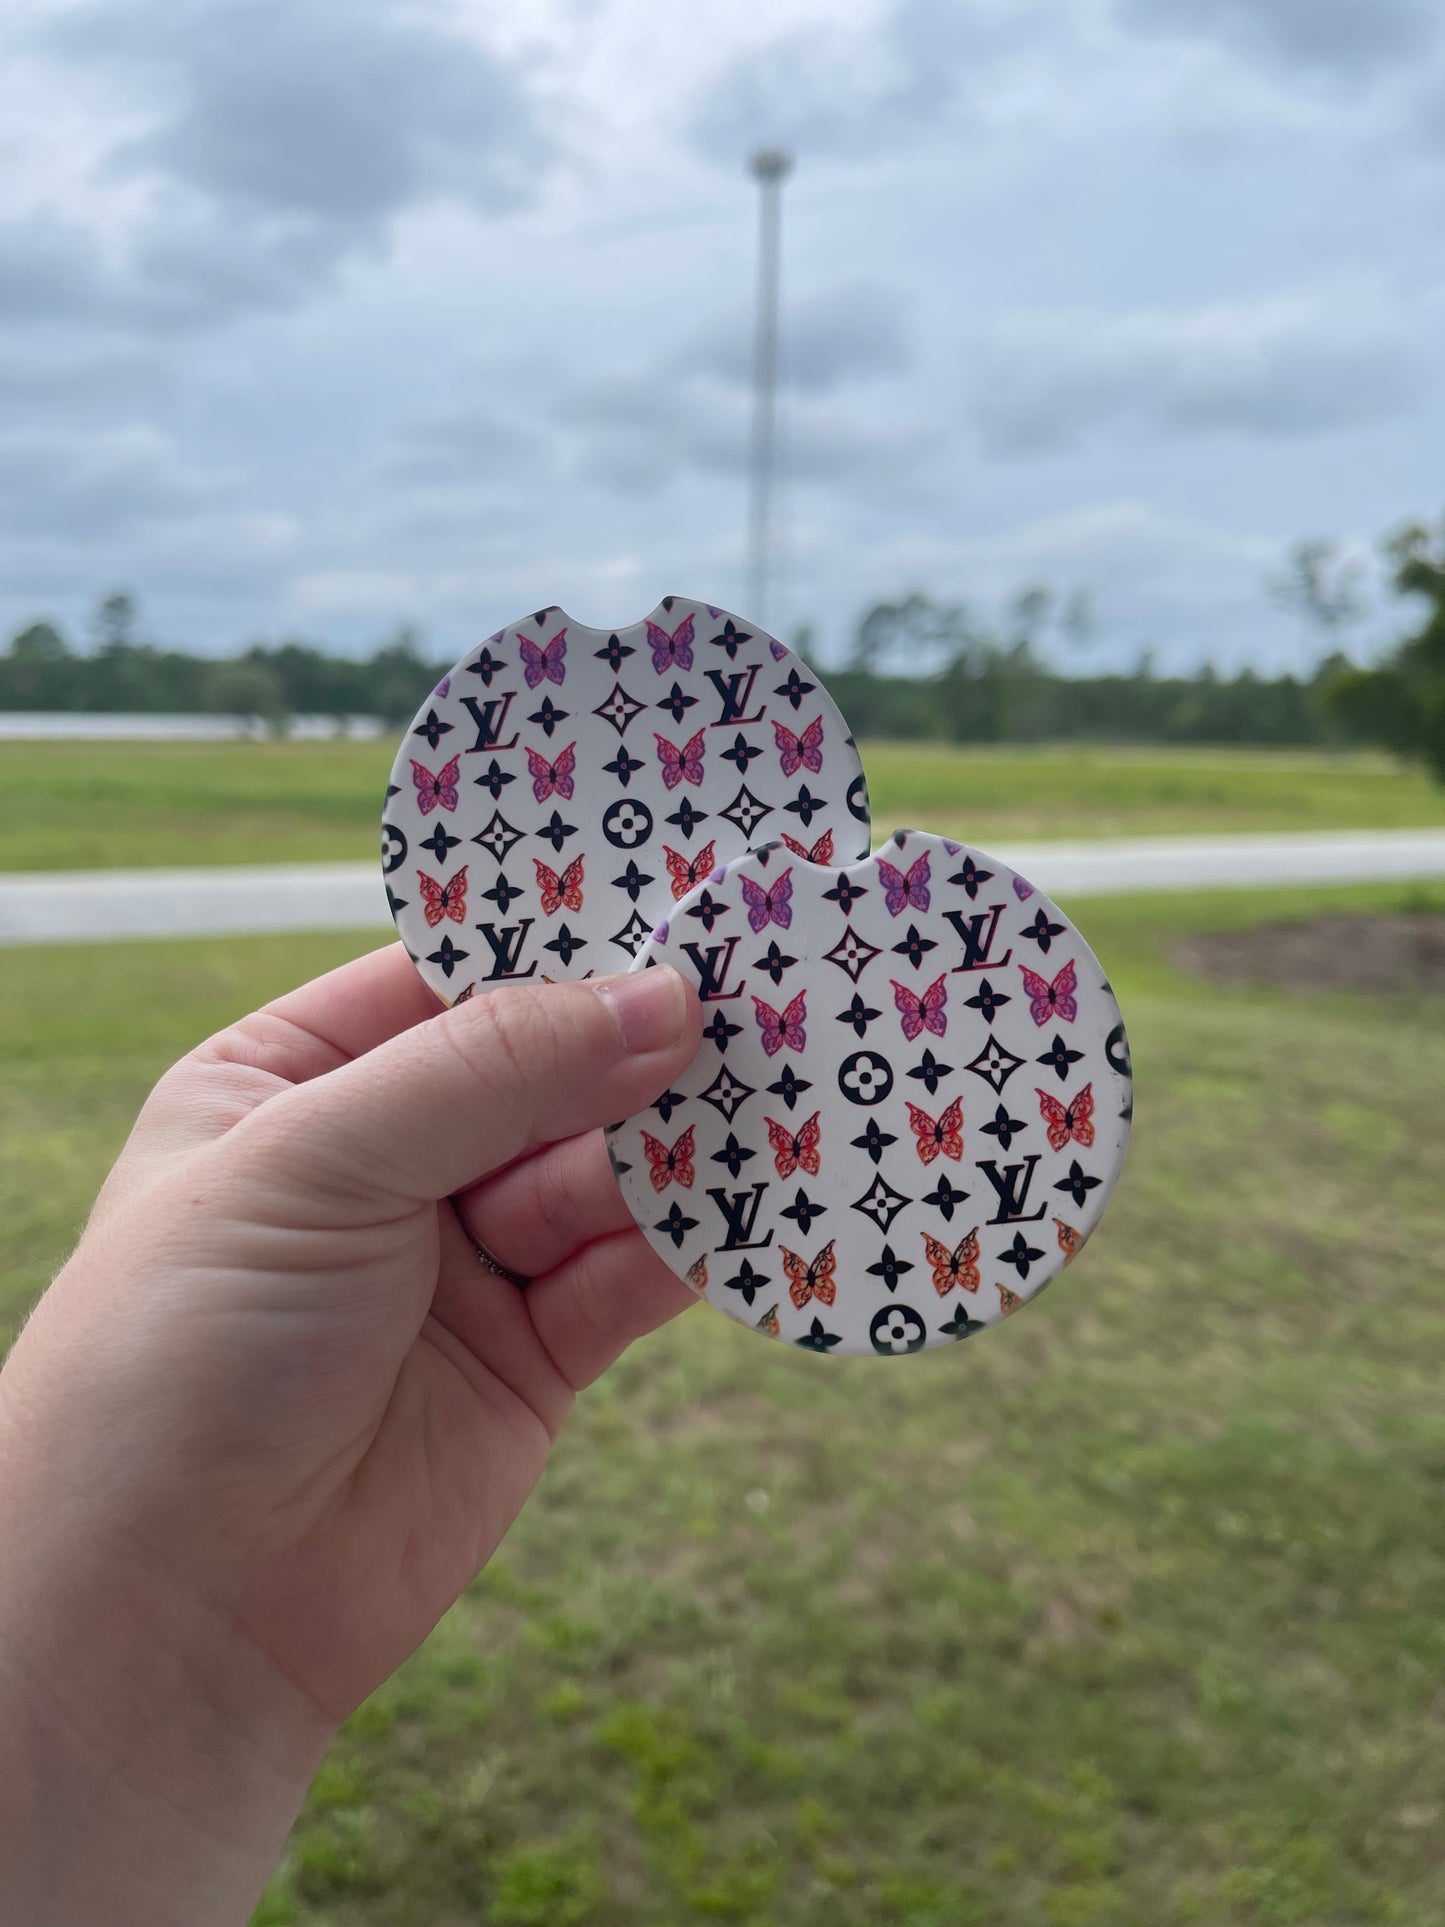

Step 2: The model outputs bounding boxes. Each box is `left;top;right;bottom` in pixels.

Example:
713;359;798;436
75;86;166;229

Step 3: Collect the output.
3;521;1443;776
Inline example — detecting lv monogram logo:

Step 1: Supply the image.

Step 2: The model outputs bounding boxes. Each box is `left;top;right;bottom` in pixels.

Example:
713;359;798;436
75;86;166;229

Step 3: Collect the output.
476;919;537;980
705;664;764;727
942;903;1013;973
459;692;519;752
706;1182;775;1250
977;1154;1046;1224
679;936;745;1001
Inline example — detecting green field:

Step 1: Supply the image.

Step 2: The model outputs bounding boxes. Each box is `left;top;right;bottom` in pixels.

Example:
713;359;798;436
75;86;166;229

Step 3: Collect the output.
4;881;1443;1926
6;741;1445;872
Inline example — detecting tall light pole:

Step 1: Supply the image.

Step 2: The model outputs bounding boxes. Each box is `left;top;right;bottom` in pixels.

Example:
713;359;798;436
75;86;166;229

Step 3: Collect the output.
746;147;792;626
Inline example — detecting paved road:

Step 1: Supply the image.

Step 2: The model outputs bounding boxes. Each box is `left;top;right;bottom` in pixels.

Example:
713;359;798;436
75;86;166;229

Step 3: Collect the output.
2;830;1443;947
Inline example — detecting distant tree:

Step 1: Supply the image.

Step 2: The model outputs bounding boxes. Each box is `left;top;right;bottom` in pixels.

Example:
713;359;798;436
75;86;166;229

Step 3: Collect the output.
208;659;291;735
1322;517;1445;782
10;620;69;664
93;592;139;651
851;594;971;674
1269;539;1365;646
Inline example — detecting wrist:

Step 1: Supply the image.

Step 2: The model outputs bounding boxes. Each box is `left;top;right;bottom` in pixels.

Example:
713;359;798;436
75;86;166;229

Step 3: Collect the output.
0;1542;334;1927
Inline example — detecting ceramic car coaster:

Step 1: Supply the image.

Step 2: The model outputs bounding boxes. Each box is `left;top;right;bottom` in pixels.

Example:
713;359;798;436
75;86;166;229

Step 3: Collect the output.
383;596;871;1003
606;831;1132;1357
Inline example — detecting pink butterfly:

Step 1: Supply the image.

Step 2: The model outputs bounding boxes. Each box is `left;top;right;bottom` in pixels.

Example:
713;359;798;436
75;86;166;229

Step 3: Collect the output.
877;850;931;916
655;729;705;789
740;866;794;933
769;639;788;661
411;755;460;814
519;627;567;688
1013;875;1035;902
891;972;948;1042
774;714;823;777
754;990;807;1056
1019;959;1077;1026
647;614;695;674
526;740;576;802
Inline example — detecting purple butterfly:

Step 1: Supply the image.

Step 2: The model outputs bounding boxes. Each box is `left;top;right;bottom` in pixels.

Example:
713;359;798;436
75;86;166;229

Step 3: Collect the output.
647;615;695;674
769;639;787;661
877;850;931;917
519;627;567;689
740;866;793;933
1012;874;1035;902
753;990;806;1056
655;729;705;789
1019;959;1078;1026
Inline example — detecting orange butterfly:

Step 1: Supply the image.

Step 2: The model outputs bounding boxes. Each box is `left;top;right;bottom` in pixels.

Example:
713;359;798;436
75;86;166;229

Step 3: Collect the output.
417;865;468;928
1036;1082;1095;1151
756;1303;781;1337
997;1284;1022;1316
906;1095;963;1165
640;1125;696;1192
780;828;835;865
685;1255;709;1294
534;855;584;915
1054;1217;1085;1265
765;1110;821;1178
451;982;475;1005
664;840;717;900
921;1227;980;1297
782;1239;837;1310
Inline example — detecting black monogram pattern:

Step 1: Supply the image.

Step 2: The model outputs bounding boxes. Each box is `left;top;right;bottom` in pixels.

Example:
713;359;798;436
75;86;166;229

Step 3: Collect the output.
605;832;1132;1357
383;597;871;1003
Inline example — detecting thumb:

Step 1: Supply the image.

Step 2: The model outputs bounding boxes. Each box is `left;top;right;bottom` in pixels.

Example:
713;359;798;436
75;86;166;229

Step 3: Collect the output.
231;967;700;1209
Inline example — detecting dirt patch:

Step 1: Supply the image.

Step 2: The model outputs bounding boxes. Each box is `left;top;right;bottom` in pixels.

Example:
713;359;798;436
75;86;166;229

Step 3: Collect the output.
1174;913;1445;997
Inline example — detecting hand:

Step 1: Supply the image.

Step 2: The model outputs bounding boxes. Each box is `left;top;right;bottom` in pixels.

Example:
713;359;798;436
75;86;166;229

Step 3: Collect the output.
0;948;701;1927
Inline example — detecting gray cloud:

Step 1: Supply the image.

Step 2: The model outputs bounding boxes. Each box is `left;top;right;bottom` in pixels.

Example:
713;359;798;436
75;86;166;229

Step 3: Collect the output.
0;426;236;539
968;299;1423;455
689;0;1047;163
4;0;552;337
42;0;549;228
1116;0;1439;76
684;283;911;394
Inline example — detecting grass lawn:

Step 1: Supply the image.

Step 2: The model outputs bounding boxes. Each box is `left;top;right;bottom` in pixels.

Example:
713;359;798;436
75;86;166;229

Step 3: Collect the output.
2;882;1443;1926
6;739;1445;872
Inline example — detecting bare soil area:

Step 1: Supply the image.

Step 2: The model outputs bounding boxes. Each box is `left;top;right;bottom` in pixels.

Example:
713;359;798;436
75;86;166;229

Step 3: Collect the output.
1174;913;1445;996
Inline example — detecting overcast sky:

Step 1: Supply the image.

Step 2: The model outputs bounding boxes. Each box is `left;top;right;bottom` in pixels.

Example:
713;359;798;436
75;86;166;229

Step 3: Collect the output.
2;0;1442;674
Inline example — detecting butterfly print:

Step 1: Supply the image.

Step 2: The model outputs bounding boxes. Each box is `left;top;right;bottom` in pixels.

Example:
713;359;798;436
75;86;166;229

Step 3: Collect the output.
740;866;793;933
774;714;824;777
534;855;584;915
410;755;460;814
664;840;717;900
655;728;705;789
1019;959;1078;1026
906;1096;963;1165
753;990;807;1056
417;865;468;928
685;1255;709;1293
766;1109;821;1179
997;1284;1022;1315
1036;1082;1095;1151
891;972;948;1042
646;614;696;673
780;828;835;865
877;851;931;916
756;1302;781;1337
526;740;577;802
921;1227;980;1297
519;628;567;688
641;1124;696;1192
1055;1217;1085;1264
451;982;475;1003
782;1238;837;1310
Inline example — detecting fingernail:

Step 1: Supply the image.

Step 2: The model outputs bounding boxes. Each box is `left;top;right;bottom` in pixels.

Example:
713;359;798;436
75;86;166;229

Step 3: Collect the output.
598;966;690;1053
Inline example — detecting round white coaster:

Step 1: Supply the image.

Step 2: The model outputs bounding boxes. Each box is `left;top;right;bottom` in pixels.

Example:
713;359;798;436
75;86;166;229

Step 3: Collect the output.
606;831;1132;1357
383;597;870;1002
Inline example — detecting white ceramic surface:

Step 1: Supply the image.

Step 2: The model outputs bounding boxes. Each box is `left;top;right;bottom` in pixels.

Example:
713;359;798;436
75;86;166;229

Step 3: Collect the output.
606;831;1132;1357
383;597;870;1002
